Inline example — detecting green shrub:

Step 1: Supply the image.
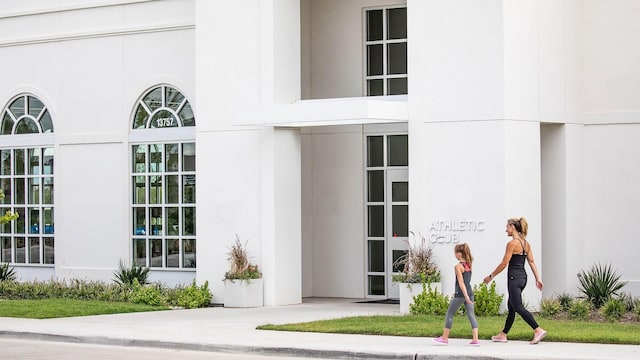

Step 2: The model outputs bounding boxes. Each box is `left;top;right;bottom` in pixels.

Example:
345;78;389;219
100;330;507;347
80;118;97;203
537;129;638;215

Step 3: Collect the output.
555;292;574;312
409;282;449;316
0;263;17;281
568;299;591;321
113;260;150;286
129;280;166;306
577;263;627;309
175;280;212;308
473;281;504;316
539;298;561;319
617;292;637;312
601;298;625;322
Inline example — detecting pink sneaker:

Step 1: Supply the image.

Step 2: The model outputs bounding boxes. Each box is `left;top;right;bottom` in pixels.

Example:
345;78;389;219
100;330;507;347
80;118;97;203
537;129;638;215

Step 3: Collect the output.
432;336;448;345
491;334;508;343
530;330;547;345
468;340;480;346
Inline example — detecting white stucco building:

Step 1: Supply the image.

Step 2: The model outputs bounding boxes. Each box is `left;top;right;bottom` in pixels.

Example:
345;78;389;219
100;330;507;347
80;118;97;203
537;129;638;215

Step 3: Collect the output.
1;0;639;308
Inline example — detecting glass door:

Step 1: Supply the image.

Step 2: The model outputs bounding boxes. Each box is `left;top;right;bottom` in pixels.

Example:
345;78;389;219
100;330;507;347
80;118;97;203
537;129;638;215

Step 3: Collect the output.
387;169;408;299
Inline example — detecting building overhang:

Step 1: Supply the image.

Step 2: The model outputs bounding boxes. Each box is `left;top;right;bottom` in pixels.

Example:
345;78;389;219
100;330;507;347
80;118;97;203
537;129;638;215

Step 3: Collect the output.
234;96;408;127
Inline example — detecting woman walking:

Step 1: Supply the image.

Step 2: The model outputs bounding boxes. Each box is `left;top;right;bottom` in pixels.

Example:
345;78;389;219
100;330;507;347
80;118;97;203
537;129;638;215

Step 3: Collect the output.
433;243;479;346
483;217;547;345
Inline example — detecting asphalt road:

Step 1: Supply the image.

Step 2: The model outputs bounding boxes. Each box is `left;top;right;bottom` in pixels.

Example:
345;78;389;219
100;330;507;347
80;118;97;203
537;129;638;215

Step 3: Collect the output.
0;338;332;360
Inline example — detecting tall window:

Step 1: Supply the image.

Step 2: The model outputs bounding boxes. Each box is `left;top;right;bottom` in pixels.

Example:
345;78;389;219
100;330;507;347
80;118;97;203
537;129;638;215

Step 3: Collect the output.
1;94;55;265
365;7;408;96
131;85;196;269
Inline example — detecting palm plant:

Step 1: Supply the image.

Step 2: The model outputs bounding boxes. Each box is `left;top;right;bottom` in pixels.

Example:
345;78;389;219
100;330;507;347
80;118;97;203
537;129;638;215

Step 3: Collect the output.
0;262;17;281
577;262;627;309
113;259;150;286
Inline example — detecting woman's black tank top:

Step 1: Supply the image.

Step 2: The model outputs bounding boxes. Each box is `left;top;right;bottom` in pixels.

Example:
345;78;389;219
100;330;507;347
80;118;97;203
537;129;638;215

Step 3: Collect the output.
507;239;527;278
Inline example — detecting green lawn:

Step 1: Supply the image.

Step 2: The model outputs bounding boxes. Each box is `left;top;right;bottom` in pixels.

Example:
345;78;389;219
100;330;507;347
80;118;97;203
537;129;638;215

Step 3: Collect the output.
257;315;640;345
0;298;169;319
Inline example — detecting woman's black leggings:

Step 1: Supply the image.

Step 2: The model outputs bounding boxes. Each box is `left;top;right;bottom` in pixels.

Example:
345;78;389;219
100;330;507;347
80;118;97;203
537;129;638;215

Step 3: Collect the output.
502;276;539;334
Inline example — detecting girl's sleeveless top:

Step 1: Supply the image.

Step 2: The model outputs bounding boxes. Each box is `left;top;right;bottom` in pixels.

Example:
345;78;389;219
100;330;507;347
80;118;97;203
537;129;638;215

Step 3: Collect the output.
454;262;473;298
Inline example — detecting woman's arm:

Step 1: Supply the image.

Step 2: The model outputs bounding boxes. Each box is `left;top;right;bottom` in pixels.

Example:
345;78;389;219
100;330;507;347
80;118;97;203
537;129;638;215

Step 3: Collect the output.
455;264;472;304
525;242;544;290
483;241;516;283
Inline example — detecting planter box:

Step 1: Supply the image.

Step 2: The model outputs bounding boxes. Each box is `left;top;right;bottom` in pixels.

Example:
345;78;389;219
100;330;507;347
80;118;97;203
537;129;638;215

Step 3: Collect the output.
399;282;442;314
223;278;264;308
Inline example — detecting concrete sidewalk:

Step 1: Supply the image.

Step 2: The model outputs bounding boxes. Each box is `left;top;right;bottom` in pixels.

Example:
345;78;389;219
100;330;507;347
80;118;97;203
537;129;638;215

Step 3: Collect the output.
0;298;638;360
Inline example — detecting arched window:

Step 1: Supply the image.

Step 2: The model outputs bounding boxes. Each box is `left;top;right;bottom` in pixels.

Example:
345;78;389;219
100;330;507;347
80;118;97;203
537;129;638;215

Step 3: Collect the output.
1;94;55;265
1;95;54;134
130;85;196;269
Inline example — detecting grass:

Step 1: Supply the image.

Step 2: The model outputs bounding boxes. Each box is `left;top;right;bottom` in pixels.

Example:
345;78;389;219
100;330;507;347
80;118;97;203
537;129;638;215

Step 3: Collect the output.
257;315;640;345
0;298;169;319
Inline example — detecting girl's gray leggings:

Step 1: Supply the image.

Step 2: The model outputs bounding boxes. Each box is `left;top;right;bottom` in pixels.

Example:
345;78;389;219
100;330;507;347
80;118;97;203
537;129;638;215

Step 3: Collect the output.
444;296;478;329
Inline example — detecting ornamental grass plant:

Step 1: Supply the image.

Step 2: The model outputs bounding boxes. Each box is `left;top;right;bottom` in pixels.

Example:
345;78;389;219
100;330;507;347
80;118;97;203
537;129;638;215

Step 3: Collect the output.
224;235;262;281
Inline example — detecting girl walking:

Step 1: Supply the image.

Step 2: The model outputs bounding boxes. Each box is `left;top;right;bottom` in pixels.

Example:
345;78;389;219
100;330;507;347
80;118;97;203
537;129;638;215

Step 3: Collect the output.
433;243;479;346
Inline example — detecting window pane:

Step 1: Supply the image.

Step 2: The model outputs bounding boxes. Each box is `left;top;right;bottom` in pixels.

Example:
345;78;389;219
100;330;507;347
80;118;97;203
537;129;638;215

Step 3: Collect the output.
182;143;195;171
28;178;40;204
149;144;162;172
10;96;25;118
29;237;40;264
392;249;407;272
183;239;196;268
183;207;195;236
29;208;40;234
133;176;146;204
388;135;408;166
1;208;10;233
16;119;39;134
15;237;25;263
367;170;384;202
15;208;25;233
150;110;178;128
150;207;162;236
166;207;179;236
2;236;12;262
28;148;40;175
1;178;10;204
165;87;185;111
44;238;54;264
150;239;162;267
179;102;195;127
368;275;385;296
367;136;383;167
1;150;11;175
183;175;195;203
133;145;146;173
133;239;146;266
392;181;408;202
367;44;383;76
387;8;407;39
43;148;54;174
133;207;146;235
2;113;14;135
367;205;384;237
14;149;25;175
388;78;407;95
366;10;383;41
166;175;179;203
40;110;54;133
133;104;149;129
387;43;407;75
149;175;162;204
14;178;25;204
392;205;408;237
43;208;54;234
166;238;179;268
165;144;179;172
367;79;383;96
368;240;384;272
143;87;162;112
28;97;44;118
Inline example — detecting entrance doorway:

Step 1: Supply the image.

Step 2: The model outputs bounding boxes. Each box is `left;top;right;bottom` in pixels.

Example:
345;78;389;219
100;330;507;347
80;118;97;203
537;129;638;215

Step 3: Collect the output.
365;132;408;299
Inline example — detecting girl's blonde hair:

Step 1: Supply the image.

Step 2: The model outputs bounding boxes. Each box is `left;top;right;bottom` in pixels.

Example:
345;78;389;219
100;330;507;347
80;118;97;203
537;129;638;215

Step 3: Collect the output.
454;243;473;268
508;217;529;239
